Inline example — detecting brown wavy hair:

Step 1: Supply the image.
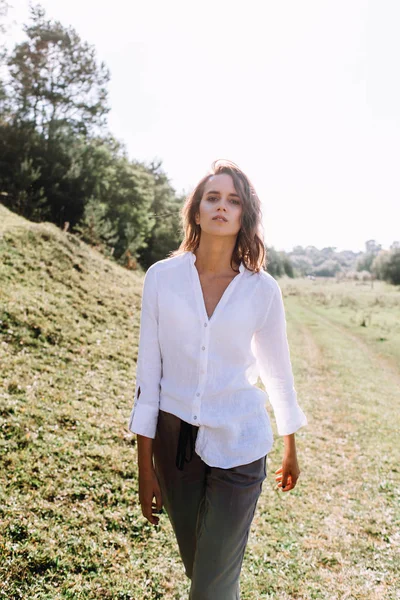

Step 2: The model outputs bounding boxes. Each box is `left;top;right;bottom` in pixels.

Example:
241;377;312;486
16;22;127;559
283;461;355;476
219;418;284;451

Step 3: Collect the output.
169;159;267;273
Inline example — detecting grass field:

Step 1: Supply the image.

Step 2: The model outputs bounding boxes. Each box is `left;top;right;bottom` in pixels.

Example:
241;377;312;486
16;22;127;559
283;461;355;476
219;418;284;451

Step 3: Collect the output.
1;204;399;599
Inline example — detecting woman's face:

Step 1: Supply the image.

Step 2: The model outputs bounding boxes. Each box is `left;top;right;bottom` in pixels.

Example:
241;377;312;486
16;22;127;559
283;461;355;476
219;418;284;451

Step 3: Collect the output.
195;174;243;238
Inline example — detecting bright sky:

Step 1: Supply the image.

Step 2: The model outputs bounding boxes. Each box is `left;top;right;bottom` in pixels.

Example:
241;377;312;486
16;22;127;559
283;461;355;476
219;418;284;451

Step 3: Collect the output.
4;0;400;253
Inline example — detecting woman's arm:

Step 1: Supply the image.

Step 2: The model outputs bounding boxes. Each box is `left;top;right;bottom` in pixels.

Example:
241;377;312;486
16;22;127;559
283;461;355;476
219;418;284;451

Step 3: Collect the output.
252;280;307;492
137;434;162;525
128;265;163;524
137;434;154;472
128;265;162;439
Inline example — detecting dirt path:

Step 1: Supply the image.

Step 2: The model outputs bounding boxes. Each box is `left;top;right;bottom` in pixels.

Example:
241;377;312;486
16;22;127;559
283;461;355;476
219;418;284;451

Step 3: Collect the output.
297;300;400;387
243;298;400;599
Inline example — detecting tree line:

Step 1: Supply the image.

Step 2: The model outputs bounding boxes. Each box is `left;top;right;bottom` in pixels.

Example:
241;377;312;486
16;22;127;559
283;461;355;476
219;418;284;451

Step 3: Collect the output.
0;3;399;283
0;3;182;269
286;242;400;285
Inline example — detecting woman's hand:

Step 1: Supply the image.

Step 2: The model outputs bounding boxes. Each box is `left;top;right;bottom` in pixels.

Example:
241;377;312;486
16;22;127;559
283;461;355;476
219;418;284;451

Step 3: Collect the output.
275;433;301;492
138;467;163;525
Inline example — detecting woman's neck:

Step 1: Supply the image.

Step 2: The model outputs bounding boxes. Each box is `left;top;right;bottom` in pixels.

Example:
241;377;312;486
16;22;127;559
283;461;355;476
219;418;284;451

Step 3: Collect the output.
193;236;239;276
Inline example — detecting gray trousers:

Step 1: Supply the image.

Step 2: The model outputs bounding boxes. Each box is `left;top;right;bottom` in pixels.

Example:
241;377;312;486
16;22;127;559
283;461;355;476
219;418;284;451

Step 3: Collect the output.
153;409;267;600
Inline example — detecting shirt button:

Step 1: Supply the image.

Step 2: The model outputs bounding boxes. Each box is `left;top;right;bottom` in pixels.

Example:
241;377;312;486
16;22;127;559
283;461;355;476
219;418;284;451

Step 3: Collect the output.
196;392;200;396
202;346;205;350
204;323;208;327
193;415;197;420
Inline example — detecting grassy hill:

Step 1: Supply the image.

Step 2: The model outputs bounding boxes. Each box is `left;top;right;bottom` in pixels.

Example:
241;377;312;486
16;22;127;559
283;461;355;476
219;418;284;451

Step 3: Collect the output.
0;205;172;599
1;204;399;599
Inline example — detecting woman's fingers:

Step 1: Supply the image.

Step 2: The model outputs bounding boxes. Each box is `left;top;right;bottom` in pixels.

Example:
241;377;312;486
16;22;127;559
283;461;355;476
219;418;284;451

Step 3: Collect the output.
146;494;162;525
279;477;290;491
275;463;300;489
140;499;158;525
275;472;297;491
142;503;158;525
139;469;163;525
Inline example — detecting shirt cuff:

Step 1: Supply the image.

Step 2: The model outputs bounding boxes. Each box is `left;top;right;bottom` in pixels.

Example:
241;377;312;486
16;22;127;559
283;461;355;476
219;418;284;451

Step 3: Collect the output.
128;402;159;439
274;404;308;436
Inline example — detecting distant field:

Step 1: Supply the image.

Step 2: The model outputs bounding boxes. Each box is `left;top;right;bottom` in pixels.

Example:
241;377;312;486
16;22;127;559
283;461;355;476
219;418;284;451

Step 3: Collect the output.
1;205;399;599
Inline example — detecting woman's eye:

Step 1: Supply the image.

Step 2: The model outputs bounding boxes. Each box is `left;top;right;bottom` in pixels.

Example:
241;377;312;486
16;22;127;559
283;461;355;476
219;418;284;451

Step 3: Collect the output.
207;196;240;205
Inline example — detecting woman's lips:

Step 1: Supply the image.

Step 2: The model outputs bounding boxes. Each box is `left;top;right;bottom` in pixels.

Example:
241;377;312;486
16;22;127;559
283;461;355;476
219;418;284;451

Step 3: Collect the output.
212;216;227;222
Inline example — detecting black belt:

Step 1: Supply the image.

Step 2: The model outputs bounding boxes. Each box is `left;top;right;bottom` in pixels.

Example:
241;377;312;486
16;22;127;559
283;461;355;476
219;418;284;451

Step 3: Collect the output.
175;420;195;471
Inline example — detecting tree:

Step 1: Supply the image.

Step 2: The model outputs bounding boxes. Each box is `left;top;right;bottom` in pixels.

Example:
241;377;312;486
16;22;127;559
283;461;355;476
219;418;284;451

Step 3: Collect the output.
6;4;109;137
0;3;188;267
386;251;400;285
0;0;10;111
74;196;118;252
281;252;294;278
0;4;111;225
104;158;157;261
356;253;375;272
365;239;382;255
372;250;400;285
356;239;383;272
313;259;341;277
266;247;284;277
0;122;47;218
139;160;183;268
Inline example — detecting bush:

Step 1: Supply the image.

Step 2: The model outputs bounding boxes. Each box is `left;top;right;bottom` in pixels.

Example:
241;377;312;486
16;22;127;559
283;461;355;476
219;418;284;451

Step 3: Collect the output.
371;249;400;285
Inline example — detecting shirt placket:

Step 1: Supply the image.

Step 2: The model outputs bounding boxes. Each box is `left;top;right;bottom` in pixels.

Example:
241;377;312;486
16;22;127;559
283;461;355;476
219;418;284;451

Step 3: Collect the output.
188;251;244;425
192;319;209;422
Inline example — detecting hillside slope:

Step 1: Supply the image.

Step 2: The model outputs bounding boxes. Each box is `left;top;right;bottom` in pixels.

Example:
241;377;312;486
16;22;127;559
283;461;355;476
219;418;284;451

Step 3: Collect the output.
0;205;181;598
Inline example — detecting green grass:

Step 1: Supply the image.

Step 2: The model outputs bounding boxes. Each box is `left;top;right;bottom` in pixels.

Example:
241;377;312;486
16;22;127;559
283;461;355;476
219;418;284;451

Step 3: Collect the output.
1;205;399;598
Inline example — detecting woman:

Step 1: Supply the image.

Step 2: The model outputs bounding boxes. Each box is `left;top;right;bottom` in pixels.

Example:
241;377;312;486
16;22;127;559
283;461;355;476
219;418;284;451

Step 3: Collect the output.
128;159;307;599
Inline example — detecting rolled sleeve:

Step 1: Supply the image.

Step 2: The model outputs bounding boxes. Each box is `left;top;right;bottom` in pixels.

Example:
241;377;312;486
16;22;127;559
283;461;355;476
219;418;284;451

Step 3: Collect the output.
128;265;162;439
253;279;307;436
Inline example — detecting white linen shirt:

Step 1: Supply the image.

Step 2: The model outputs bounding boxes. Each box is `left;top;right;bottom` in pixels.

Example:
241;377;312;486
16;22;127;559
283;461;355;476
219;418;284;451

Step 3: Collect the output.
128;250;307;468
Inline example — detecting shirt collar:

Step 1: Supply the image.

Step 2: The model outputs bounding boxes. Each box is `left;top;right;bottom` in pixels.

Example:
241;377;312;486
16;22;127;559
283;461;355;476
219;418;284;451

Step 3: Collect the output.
187;251;245;274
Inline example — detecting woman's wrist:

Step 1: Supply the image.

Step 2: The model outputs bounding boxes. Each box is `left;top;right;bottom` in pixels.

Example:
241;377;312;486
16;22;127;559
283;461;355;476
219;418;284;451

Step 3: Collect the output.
137;434;155;473
283;433;296;454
